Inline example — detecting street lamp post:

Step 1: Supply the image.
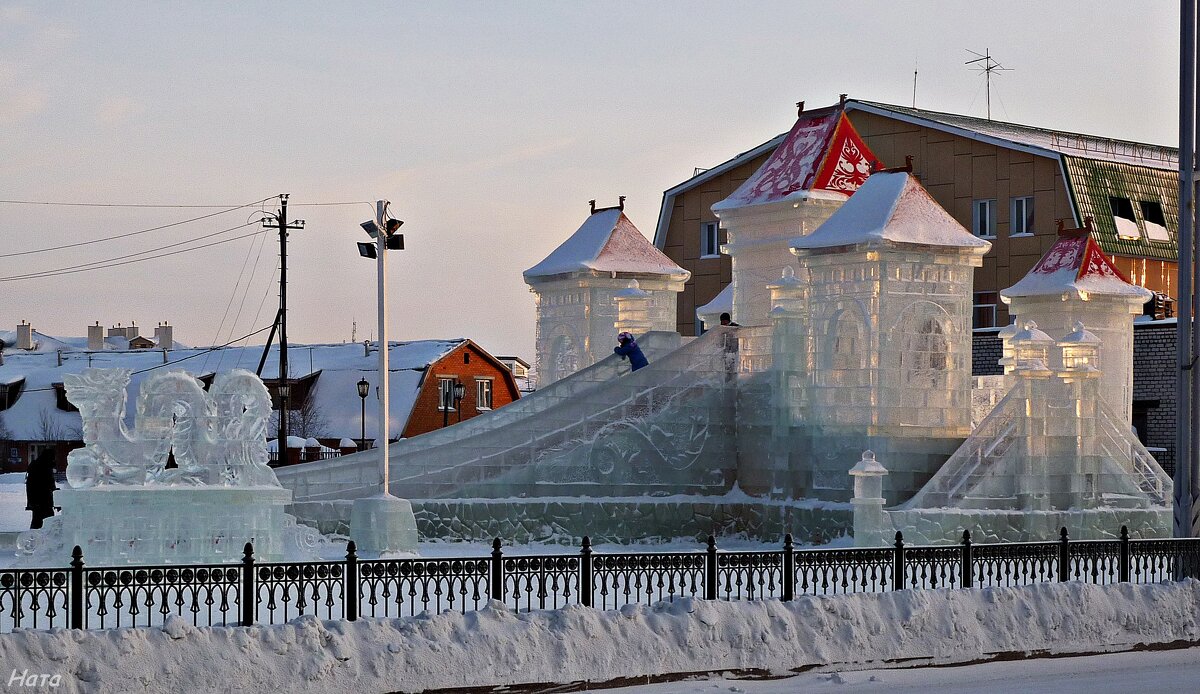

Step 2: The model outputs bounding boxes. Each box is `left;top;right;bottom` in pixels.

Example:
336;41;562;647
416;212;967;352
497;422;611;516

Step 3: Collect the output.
277;381;291;464
454;381;465;423
349;200;417;557
357;377;370;451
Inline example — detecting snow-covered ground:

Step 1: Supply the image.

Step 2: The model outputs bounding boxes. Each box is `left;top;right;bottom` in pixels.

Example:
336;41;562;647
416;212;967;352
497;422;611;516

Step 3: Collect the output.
0;578;1196;693
616;648;1200;694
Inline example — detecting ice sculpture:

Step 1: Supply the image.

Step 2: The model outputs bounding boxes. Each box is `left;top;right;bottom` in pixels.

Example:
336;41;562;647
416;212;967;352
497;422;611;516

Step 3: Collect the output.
18;368;326;565
524;204;689;386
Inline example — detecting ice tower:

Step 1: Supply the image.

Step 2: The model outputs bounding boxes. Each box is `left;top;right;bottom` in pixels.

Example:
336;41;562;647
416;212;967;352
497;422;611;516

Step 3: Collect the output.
711;104;878;327
524;202;689;386
1001;219;1152;425
782;170;991;501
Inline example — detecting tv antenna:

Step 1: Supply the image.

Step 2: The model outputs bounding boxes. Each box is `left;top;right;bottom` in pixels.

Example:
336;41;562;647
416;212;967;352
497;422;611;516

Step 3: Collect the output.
965;48;1011;120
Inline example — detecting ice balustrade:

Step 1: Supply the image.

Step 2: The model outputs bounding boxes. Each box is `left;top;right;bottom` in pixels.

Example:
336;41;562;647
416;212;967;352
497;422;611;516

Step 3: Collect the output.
279;328;739;502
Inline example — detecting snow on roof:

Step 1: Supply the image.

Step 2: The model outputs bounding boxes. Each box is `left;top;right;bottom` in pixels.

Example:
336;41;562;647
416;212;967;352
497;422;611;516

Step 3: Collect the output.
1001;228;1153;302
0;339;464;442
712;110;877;212
524;208;688;280
790;171;991;252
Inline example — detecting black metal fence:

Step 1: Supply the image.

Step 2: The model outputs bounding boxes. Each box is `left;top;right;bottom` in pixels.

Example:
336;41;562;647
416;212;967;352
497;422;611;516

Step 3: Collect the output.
2;526;1198;633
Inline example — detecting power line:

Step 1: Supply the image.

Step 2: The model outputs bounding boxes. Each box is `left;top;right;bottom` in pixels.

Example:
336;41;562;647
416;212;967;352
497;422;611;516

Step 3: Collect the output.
0;197;274;258
0;199;371;208
0;221;260;281
0;226;267;282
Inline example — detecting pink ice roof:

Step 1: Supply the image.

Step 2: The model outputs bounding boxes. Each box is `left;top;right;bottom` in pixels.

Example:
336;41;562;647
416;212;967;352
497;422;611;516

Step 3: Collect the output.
790;171;992;252
712;110;878;212
1001;225;1154;301
524;208;689;280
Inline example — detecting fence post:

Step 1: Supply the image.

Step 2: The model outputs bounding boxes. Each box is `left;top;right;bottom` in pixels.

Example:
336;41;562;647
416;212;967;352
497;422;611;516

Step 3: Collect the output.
960;530;973;589
1118;525;1130;583
490;538;504;602
705;535;718;600
782;534;794;602
70;546;84;630
241;542;255;627
893;532;906;590
345;540;359;622
580;536;593;608
1058;527;1070;582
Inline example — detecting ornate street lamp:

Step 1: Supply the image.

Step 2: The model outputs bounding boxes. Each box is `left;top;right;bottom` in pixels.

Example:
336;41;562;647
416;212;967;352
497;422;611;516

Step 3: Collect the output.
454;381;466;423
357;377;370;451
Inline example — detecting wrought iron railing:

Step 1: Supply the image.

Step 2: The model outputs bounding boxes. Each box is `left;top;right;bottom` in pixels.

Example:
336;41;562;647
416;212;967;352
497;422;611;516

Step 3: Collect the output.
3;526;1196;633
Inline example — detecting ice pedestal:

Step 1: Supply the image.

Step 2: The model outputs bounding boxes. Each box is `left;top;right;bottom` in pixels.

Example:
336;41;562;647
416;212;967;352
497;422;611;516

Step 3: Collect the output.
54;485;295;564
351;495;418;555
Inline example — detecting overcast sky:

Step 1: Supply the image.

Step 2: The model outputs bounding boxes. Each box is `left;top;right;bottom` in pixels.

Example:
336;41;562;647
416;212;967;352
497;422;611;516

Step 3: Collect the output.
0;1;1179;364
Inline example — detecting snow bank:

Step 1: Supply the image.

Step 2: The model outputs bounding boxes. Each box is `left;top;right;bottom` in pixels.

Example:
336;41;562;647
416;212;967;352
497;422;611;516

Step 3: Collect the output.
1;581;1197;693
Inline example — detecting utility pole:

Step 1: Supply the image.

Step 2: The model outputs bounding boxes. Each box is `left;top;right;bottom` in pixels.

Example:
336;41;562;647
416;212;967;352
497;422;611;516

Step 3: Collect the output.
261;194;305;454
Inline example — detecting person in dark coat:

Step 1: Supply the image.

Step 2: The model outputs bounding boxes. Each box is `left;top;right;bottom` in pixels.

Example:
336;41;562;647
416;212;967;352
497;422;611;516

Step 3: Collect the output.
25;450;58;530
614;332;649;372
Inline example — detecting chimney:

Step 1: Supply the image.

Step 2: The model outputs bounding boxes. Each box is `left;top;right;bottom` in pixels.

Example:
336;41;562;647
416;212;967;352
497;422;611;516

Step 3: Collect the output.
16;321;33;351
154;322;173;351
88;322;104;351
108;323;125;338
126;322;139;340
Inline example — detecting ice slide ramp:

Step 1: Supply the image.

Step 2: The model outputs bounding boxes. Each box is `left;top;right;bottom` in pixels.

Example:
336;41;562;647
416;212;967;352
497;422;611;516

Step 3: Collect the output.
276;328;739;502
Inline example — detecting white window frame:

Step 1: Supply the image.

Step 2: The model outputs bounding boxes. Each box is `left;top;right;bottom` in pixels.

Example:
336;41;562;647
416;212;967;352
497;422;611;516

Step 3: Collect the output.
438;377;456;411
1111;196;1141;240
1140;200;1171;242
476;378;494;411
700;222;720;258
972;199;997;238
973;291;999;329
1010;196;1034;236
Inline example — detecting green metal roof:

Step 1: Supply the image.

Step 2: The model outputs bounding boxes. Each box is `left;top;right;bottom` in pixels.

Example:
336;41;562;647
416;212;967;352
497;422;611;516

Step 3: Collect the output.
1062;156;1178;261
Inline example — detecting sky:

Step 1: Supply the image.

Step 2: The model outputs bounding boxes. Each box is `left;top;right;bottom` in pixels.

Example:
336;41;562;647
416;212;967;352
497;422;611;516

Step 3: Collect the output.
0;1;1180;364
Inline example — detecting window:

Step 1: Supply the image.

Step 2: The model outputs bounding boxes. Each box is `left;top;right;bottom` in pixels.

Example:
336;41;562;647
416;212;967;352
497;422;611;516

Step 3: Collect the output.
438;377;456;411
973;292;998;329
972;199;997;238
476;379;493;410
1010;196;1034;235
1140;200;1171;242
700;222;720;258
1110;196;1139;239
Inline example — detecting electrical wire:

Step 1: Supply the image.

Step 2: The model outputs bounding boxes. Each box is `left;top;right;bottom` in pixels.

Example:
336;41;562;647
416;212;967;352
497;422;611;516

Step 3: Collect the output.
0;199;371;208
0;227;267;282
202;230;266;375
0;197;275;258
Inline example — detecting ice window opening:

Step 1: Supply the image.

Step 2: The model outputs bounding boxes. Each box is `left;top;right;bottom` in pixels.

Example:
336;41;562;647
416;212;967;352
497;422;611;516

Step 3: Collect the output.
1139;200;1171;242
1110;196;1140;239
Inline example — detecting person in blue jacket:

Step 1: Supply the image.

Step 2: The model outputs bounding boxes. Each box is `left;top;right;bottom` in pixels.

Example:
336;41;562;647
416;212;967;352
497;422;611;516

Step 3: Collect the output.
614;331;649;371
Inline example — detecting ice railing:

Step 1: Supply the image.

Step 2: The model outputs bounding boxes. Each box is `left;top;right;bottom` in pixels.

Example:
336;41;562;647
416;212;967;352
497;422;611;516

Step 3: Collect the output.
901;379;1172;510
281;327;737;501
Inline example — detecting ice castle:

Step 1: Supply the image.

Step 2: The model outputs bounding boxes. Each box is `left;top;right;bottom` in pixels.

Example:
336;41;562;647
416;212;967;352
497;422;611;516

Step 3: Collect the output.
275;119;1170;547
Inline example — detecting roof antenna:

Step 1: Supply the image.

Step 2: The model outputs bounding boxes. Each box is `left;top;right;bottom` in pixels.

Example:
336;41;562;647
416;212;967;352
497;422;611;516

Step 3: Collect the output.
618;195;626;210
912;57;918;108
589;199;596;214
796;100;805;116
965;48;1011;120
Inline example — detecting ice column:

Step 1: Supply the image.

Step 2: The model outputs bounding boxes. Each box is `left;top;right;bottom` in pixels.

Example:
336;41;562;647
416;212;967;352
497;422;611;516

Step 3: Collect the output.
850;451;889;547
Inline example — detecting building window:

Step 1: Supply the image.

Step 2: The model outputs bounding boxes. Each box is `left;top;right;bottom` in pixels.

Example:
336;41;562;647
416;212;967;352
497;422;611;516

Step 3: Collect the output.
1110;196;1140;239
476;379;493;410
438;377;456;411
1140;200;1171;242
1011;196;1034;235
973;292;998;329
972;199;997;238
700;222;720;258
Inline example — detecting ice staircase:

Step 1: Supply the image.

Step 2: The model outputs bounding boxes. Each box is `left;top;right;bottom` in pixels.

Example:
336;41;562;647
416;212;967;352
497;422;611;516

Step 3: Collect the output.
276;328;739;502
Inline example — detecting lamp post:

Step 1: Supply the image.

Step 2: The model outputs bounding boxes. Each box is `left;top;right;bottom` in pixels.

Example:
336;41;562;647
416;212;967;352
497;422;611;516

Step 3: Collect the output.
349;200;418;557
454;381;465;423
356;377;370;451
277;381;291;464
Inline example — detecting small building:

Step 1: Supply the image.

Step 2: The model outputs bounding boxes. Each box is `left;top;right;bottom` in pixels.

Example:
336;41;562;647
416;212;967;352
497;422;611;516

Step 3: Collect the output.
524;201;689;386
